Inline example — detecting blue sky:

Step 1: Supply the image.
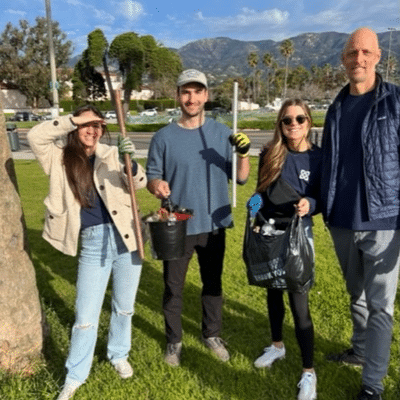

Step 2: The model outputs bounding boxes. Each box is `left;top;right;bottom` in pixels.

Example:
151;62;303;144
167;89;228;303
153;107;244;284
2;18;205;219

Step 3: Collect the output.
1;0;399;56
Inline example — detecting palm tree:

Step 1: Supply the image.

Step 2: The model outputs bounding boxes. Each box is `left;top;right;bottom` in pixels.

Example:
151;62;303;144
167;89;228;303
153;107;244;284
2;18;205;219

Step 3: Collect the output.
247;52;259;107
262;52;273;105
322;63;333;92
384;55;397;82
279;39;294;99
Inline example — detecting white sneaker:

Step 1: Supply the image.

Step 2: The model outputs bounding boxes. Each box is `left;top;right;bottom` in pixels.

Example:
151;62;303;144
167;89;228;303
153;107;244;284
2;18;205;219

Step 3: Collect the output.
254;344;285;368
297;371;317;400
113;359;133;378
56;381;81;400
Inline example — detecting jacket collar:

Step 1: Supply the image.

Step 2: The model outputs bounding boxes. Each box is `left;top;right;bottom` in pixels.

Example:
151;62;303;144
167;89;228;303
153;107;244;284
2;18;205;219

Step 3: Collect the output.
92;142;115;171
95;142;114;160
333;73;387;108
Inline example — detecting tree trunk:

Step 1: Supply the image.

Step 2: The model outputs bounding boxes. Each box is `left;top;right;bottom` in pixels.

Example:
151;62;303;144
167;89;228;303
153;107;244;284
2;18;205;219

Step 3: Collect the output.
284;57;289;100
103;54;116;109
123;87;132;118
0;100;43;374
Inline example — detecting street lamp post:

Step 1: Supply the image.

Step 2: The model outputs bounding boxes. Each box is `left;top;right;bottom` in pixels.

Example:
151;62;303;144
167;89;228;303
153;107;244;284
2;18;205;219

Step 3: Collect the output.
45;0;59;117
386;28;396;81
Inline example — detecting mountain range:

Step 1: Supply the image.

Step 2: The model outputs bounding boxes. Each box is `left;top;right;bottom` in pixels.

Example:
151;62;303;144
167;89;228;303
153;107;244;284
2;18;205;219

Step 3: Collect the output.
69;31;400;82
177;31;400;81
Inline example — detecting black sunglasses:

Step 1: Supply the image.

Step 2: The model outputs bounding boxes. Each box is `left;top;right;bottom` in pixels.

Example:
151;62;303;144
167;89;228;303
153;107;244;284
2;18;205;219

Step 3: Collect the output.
281;115;308;126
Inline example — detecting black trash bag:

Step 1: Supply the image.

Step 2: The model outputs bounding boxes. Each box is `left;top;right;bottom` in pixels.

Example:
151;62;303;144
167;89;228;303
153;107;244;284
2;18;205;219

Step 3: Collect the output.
243;212;314;293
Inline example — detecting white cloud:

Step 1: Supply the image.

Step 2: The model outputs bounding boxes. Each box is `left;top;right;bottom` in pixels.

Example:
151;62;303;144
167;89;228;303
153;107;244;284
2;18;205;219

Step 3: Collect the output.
94;9;115;24
194;8;289;32
7;9;27;17
120;0;145;21
313;10;346;28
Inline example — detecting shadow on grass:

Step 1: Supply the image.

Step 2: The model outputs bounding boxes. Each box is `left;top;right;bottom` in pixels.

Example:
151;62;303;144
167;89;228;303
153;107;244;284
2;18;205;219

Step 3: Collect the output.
27;225;364;399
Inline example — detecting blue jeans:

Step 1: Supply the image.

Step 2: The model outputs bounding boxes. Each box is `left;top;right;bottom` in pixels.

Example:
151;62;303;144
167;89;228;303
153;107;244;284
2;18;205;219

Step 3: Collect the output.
65;223;142;385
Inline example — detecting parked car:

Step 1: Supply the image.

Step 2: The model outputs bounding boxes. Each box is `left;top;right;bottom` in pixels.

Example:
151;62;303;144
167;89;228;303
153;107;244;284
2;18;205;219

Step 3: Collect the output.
140;108;158;116
104;110;117;119
41;113;53;120
167;108;181;116
10;111;42;121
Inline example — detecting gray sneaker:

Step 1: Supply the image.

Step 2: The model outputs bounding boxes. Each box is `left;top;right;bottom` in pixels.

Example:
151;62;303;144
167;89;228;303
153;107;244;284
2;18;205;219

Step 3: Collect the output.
202;337;230;361
164;342;182;366
56;381;81;400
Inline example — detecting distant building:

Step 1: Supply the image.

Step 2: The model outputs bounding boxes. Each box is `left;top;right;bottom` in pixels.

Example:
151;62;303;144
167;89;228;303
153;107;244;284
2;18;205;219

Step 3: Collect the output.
238;101;260;111
0;82;27;112
61;70;154;101
1;69;154;111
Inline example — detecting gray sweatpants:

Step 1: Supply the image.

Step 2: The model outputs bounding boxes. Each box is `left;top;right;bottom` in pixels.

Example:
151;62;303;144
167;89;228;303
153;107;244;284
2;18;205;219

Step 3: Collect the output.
329;227;400;394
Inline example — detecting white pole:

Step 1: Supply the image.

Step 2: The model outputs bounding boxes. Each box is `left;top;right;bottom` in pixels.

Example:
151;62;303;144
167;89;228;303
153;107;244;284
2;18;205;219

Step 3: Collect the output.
232;81;238;207
45;0;59;117
386;28;395;81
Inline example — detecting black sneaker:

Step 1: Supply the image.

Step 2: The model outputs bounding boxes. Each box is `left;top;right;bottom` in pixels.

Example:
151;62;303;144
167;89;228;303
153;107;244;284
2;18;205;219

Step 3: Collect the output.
326;348;365;366
356;386;382;400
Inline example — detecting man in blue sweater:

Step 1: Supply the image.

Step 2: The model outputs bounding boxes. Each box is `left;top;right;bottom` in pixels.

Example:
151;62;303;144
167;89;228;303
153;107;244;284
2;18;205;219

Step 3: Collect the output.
146;69;250;366
321;27;400;400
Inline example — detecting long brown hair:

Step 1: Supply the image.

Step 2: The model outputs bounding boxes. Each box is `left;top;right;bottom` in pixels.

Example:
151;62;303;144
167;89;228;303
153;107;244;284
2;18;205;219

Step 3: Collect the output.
63;104;107;208
257;98;313;193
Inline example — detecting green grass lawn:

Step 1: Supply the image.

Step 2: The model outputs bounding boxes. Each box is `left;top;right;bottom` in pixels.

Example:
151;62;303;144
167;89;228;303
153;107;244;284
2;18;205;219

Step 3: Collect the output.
1;158;399;400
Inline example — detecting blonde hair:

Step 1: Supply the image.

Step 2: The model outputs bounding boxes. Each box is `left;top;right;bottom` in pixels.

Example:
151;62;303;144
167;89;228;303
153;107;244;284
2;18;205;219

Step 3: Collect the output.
257;98;312;193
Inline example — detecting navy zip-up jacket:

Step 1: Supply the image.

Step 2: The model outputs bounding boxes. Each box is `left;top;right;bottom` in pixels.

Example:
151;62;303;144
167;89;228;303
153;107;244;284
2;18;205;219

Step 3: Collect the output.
321;74;400;223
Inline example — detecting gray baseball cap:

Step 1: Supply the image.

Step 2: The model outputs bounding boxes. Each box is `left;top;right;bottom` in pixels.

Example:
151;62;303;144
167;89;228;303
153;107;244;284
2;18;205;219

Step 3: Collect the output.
176;69;208;88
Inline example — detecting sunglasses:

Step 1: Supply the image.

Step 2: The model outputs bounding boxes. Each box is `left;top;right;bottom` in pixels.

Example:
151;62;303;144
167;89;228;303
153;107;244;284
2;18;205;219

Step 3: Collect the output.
281;115;308;126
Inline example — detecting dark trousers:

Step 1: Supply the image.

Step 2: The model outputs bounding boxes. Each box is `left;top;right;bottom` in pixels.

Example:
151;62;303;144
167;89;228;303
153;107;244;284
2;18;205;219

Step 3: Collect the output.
163;229;226;344
267;288;314;369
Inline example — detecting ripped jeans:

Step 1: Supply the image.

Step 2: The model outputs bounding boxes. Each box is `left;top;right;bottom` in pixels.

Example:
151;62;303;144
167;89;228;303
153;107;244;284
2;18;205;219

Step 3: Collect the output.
65;223;142;385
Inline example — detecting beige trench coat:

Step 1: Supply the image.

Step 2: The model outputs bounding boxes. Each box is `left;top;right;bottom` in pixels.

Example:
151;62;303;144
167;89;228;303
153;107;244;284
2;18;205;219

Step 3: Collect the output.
27;115;147;256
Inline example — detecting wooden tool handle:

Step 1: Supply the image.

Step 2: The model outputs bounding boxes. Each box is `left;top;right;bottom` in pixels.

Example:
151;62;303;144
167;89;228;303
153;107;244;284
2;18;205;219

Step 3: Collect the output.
114;90;145;259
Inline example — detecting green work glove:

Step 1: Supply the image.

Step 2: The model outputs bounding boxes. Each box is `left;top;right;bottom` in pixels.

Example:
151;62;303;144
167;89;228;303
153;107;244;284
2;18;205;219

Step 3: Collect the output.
229;132;251;157
118;135;138;175
118;135;135;162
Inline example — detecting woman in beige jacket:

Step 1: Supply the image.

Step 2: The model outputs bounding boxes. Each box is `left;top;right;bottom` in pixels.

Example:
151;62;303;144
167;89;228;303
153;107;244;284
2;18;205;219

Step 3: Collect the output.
28;104;147;400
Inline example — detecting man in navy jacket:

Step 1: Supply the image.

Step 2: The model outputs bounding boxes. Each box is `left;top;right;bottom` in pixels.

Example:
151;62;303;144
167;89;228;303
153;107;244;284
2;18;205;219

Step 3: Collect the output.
321;27;400;400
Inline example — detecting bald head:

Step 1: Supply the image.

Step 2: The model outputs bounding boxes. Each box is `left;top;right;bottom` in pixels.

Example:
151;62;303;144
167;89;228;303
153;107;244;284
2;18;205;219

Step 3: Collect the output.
343;27;380;56
342;27;381;94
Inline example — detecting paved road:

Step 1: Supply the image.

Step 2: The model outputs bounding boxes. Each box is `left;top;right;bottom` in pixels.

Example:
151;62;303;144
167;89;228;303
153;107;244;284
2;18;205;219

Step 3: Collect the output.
11;128;323;160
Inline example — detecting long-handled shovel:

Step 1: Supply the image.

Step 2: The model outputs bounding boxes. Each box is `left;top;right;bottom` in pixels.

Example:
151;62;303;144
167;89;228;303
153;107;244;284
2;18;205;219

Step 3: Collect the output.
114;90;145;259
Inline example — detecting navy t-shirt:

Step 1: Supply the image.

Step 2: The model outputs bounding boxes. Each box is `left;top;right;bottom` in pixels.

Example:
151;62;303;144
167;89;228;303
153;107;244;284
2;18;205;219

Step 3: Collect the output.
258;146;322;228
80;156;137;230
329;92;400;230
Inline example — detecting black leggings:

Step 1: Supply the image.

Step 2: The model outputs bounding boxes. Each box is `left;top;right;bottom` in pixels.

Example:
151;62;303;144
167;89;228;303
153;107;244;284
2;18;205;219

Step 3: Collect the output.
267;288;314;369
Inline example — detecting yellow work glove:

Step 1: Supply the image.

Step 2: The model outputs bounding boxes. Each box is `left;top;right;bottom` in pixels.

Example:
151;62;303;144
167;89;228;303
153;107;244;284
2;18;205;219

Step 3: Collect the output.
229;132;251;158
